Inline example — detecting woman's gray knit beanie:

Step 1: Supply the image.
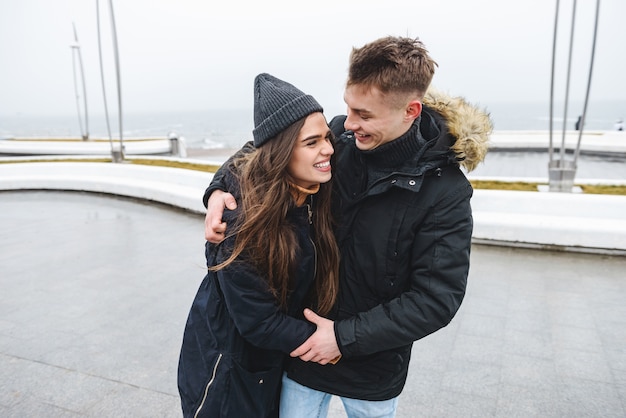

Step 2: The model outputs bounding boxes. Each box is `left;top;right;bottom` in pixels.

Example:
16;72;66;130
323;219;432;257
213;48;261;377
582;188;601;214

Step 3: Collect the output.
253;73;323;147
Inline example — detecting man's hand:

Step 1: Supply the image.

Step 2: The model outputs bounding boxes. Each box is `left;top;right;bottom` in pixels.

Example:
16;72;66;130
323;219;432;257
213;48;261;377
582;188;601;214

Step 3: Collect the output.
290;309;341;365
204;190;237;243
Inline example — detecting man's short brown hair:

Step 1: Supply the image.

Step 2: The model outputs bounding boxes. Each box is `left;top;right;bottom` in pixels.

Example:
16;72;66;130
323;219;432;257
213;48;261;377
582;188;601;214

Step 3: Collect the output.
347;36;438;99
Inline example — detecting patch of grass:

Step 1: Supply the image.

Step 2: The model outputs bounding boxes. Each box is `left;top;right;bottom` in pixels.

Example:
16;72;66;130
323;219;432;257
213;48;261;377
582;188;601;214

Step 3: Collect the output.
128;158;221;173
579;184;626;196
0;157;220;173
470;180;539;192
2;158;624;195
470;180;626;196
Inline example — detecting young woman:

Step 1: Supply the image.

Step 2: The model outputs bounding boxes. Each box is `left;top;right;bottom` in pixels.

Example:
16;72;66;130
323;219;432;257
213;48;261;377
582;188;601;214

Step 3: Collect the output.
177;73;340;418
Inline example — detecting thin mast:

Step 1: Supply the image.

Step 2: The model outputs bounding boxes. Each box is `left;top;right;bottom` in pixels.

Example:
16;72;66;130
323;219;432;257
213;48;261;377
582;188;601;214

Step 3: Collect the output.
96;0;114;152
109;0;124;159
71;22;89;140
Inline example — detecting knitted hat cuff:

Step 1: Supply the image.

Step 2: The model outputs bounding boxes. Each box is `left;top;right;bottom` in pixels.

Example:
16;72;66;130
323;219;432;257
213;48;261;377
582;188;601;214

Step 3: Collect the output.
253;94;322;146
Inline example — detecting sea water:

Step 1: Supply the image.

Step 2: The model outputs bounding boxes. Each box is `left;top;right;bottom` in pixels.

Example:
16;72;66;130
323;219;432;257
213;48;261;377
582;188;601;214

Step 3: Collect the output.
1;100;624;150
0;109;252;150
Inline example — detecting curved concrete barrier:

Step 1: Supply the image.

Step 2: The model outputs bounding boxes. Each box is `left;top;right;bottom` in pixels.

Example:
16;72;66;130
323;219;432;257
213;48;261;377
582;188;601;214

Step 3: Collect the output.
1;160;625;255
0;161;212;214
472;189;626;254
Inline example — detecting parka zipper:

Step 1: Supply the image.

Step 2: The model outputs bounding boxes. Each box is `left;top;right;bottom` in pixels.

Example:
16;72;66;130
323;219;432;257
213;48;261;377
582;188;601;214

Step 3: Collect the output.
307;195;317;279
307;195;317;280
193;353;223;418
306;195;313;224
310;235;317;281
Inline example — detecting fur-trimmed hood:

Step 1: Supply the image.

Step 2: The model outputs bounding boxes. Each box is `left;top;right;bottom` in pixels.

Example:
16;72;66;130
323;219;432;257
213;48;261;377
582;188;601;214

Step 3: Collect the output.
423;89;492;172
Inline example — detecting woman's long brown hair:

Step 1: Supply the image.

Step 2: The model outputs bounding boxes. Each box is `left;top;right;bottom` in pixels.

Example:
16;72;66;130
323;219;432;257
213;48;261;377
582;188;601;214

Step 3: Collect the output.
211;117;339;316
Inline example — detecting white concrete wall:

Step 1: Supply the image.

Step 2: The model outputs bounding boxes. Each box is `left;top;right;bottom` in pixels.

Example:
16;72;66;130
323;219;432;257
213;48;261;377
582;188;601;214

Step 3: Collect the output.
1;161;625;254
471;189;626;253
0;162;212;214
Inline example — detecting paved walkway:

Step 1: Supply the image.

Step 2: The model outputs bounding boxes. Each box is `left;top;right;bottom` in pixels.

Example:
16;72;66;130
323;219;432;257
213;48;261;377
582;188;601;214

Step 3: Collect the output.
1;191;624;417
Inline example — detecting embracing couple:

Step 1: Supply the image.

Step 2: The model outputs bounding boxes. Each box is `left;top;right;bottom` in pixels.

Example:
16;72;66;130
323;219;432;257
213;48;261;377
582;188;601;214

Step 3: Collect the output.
177;35;491;418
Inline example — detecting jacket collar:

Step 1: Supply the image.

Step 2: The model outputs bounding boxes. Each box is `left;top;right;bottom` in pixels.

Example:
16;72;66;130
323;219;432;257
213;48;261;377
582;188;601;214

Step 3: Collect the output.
359;116;427;169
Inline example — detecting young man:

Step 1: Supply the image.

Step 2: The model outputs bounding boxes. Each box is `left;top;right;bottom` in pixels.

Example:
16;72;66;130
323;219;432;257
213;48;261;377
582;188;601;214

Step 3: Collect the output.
203;36;491;417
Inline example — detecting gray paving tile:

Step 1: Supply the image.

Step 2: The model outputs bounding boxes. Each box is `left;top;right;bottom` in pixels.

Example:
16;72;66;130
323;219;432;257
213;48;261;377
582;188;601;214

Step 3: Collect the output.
502;328;554;360
429;390;498;418
500;354;560;390
558;378;625;417
495;383;562;418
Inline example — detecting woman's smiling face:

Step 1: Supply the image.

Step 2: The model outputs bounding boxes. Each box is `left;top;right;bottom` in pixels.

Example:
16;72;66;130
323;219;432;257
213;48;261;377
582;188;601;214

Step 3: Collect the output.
287;112;334;189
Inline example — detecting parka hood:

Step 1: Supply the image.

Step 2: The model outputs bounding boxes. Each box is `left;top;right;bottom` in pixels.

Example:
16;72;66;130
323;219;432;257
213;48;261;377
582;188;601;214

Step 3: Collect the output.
423;89;492;172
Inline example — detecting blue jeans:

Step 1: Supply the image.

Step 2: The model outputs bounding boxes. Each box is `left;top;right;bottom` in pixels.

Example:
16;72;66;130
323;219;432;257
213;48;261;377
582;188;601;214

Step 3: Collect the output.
280;373;398;418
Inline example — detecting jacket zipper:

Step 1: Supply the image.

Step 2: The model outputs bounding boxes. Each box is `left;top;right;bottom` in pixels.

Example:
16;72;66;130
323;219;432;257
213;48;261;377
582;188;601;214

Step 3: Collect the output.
310;235;317;280
307;195;317;279
307;195;313;224
193;353;223;418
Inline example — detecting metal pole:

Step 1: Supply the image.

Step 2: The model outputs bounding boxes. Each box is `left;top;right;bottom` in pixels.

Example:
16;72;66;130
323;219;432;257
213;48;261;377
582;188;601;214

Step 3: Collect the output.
574;0;600;164
95;0;115;157
71;23;88;140
559;0;577;162
549;0;560;163
109;0;124;160
75;24;89;140
70;42;84;139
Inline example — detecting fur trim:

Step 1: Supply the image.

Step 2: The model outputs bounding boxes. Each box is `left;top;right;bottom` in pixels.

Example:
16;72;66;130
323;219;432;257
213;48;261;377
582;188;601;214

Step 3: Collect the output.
423;89;492;172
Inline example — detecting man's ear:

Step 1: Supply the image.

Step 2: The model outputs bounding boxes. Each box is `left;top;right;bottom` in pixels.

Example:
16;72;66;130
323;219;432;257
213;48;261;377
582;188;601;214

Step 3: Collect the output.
405;100;422;121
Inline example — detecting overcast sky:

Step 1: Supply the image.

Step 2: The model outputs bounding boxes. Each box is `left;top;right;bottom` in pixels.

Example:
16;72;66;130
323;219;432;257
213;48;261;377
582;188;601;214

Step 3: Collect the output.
0;0;624;119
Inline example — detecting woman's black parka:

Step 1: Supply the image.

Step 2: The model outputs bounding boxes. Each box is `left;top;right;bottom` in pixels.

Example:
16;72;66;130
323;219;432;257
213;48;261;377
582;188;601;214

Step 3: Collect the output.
178;167;317;417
